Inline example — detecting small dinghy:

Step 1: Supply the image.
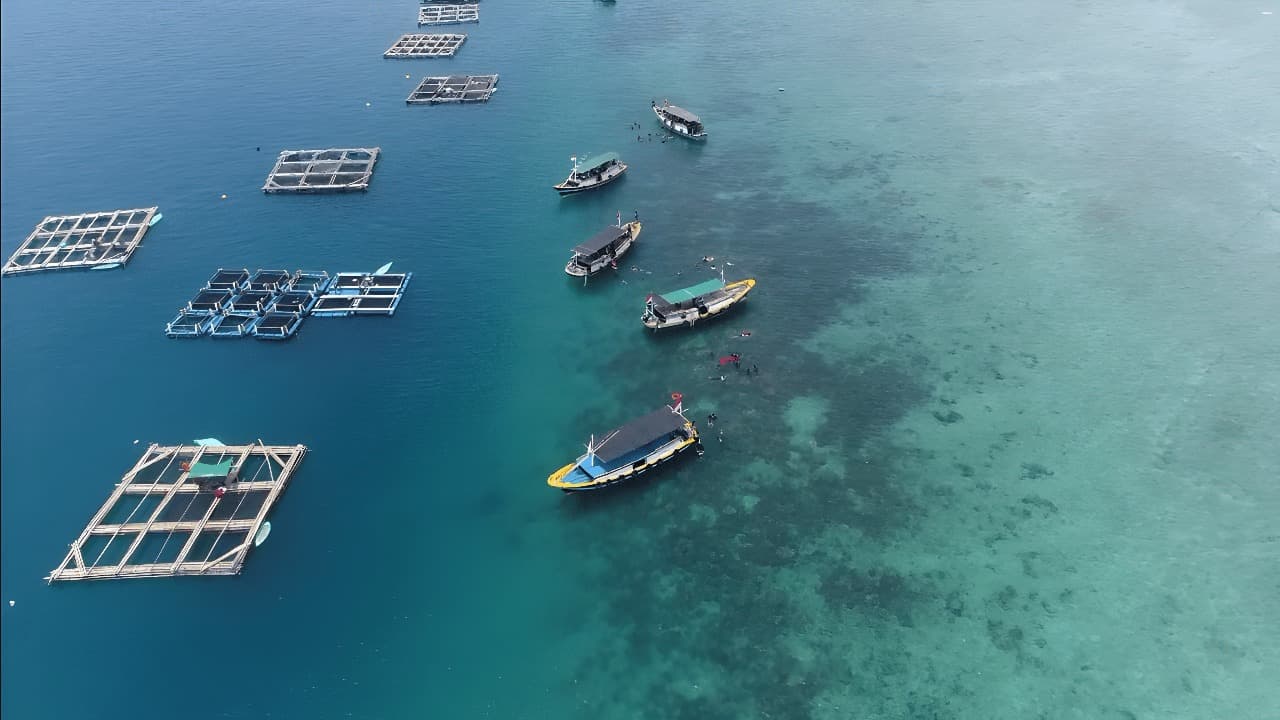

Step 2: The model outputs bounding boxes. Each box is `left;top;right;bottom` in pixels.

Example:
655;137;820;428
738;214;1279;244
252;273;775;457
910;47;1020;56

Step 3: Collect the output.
254;521;272;547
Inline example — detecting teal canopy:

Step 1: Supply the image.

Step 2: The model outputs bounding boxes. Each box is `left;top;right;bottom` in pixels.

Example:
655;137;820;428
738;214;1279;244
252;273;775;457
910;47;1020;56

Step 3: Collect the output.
576;152;619;171
659;277;724;303
188;458;233;479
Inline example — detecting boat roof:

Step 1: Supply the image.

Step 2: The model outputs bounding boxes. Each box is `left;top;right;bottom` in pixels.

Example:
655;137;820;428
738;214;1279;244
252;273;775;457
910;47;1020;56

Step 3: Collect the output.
590;406;687;464
573;225;629;256
662;104;701;124
577;152;620;170
658;277;724;304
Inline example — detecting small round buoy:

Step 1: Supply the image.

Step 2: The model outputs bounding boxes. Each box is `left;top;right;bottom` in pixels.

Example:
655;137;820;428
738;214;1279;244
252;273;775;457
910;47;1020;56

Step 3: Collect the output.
220;194;228;200
133;439;139;444
365;102;371;107
8;600;14;607
404;74;410;79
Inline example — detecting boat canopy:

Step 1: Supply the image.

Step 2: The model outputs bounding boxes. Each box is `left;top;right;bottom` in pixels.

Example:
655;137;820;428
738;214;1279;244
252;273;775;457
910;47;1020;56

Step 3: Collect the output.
188;458;234;479
663;105;702;124
573;225;629;256
657;277;724;305
576;152;620;172
590;406;687;464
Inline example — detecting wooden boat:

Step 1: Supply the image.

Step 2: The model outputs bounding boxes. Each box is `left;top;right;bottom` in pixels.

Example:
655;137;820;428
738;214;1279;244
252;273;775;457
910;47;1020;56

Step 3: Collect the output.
565;221;641;278
548;395;701;492
554;152;627;195
653;100;707;140
642;276;755;329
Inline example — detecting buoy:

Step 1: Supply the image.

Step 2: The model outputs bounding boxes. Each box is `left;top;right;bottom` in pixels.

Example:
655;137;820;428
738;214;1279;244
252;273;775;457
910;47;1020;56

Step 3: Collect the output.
778;87;785;92
404;74;410;79
365;102;371;107
220;194;227;200
8;600;14;607
133;439;139;444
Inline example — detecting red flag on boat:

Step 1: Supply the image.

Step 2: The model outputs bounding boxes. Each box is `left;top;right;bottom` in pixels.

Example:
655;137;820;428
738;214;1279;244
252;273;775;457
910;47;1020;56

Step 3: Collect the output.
670;392;684;411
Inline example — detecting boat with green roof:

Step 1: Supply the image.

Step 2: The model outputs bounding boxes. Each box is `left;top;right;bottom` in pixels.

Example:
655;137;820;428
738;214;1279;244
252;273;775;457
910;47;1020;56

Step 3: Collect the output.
642;275;756;330
554;152;627;195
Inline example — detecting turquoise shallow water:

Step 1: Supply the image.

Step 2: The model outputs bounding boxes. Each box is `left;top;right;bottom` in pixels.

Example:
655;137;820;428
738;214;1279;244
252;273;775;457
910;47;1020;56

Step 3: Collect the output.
3;0;1279;718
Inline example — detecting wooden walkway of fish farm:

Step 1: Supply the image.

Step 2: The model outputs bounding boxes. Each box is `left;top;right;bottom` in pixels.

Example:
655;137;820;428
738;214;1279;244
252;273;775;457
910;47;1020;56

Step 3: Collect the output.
2;207;159;276
262;148;380;194
46;442;307;583
384;34;467;58
419;4;478;25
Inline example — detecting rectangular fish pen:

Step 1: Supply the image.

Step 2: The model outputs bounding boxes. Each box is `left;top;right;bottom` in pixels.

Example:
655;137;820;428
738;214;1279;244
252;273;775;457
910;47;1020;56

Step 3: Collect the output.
253;311;305;340
383;34;467;58
2;207;160;276
418;4;479;25
165;311;217;338
406;75;499;104
209;313;260;338
46;442;307;582
262;148;380;194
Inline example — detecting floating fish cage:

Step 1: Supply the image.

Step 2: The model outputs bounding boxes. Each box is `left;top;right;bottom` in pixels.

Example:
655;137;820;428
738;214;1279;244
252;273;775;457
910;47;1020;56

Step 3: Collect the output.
2;207;160;276
406;74;498;105
210;313;260;338
288;270;332;294
262;149;380;194
252;312;305;340
270;290;321;315
312;272;412;317
187;289;234;315
418;3;479;25
227;290;274;316
206;268;250;292
165;311;217;338
383;33;467;58
248;269;291;292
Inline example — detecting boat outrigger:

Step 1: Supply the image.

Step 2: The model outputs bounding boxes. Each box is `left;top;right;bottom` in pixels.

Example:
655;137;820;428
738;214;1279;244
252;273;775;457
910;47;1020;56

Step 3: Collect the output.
548;394;702;492
554;152;627;195
565;218;642;278
643;275;756;329
653;100;707;140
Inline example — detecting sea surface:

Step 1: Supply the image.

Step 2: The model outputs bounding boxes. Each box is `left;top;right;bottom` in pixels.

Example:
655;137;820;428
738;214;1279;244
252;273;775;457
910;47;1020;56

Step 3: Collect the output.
2;1;1278;718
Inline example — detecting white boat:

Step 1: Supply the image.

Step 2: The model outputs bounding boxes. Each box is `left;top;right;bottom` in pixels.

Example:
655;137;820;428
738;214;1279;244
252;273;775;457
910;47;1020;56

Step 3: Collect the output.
642;276;756;330
374;262;393;275
148;213;164;227
554;153;627;195
653;100;707;140
90;263;123;271
254;521;272;547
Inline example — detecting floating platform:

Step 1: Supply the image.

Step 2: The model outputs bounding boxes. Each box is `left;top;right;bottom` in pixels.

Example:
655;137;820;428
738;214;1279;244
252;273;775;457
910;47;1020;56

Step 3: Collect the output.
46;442;307;583
418;4;479;25
165;311;217;338
313;272;412;316
262;148;380;194
407;74;498;104
384;34;467;58
2;207;160;276
253;312;305;340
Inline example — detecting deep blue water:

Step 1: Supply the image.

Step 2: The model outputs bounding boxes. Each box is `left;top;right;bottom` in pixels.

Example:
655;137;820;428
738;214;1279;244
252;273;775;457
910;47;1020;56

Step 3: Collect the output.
4;1;1278;718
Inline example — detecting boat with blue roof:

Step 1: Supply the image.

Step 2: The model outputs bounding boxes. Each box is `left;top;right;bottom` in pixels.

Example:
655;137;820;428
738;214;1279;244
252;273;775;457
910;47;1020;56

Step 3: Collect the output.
554;152;627;195
547;394;701;492
643;275;755;329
